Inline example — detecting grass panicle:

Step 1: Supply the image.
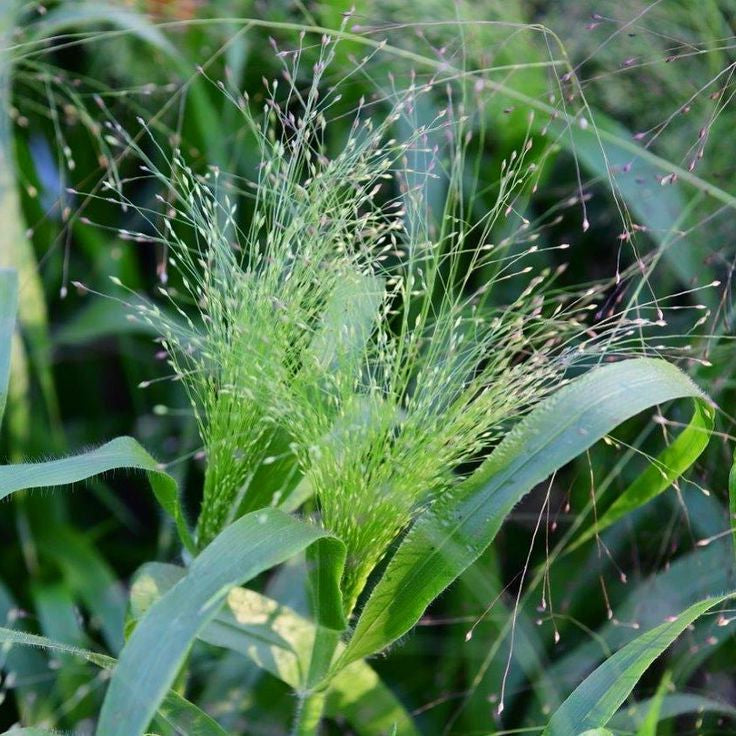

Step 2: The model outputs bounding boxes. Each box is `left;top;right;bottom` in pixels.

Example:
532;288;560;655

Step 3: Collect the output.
107;39;695;611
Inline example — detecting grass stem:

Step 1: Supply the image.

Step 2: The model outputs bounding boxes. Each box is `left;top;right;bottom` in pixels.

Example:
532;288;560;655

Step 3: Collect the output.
292;689;327;736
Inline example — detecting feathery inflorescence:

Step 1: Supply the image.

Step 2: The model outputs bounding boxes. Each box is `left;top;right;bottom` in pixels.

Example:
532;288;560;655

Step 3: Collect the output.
114;37;680;610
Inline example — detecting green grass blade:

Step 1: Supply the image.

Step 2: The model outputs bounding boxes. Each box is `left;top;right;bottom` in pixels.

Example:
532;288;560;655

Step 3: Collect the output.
570;398;713;551
339;358;704;667
97;508;344;736
129;561;313;688
610;693;736;731
543;593;733;736
0;268;17;426
0;435;194;552
154;690;231;736
305;539;348;687
130;562;419;735
636;671;672;736
326;661;419;736
0;627;228;736
1;4;62;445
27;2;179;55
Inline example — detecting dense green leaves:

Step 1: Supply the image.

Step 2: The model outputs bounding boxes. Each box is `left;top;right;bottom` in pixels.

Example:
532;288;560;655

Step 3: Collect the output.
98;508;345;736
339;358;705;667
1;7;734;735
544;594;734;736
130;562;419;735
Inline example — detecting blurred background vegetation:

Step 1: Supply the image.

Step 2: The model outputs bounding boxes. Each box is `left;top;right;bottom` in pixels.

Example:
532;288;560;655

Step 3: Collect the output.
1;0;736;733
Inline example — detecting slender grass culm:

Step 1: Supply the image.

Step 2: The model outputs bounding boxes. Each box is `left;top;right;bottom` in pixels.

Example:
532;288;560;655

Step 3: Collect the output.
0;9;726;736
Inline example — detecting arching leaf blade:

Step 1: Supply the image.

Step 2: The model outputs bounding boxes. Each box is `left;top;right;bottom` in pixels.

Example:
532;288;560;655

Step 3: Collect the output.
610;692;736;732
340;358;705;668
0;435;194;552
569;397;713;551
130;562;419;735
97;508;344;736
543;593;733;736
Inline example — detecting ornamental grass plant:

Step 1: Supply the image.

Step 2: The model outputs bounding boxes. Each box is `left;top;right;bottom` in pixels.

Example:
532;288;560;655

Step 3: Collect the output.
0;3;734;736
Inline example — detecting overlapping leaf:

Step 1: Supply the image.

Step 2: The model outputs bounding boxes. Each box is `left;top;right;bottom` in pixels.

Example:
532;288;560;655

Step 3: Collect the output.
97;508;345;736
339;358;705;668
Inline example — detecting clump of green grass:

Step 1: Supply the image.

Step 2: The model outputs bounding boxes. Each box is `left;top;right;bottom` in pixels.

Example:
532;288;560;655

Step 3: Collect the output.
106;36;677;614
3;8;731;735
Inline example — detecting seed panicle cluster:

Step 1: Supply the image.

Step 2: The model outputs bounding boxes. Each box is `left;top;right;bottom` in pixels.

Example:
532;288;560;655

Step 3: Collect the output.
106;37;686;610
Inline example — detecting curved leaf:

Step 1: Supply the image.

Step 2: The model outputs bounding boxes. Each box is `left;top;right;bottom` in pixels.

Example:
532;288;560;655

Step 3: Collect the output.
340;358;705;667
0;627;228;736
570;398;714;551
543;593;734;736
0;435;194;553
130;562;419;736
27;2;179;56
97;508;344;736
610;693;736;731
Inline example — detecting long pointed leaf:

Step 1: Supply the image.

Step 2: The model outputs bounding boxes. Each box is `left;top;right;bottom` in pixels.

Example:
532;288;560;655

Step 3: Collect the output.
97;508;344;736
340;358;705;667
543;593;734;736
610;693;736;731
570;398;713;551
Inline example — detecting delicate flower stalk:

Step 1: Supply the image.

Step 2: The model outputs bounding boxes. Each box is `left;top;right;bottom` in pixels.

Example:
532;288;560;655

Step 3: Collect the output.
292;690;328;736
